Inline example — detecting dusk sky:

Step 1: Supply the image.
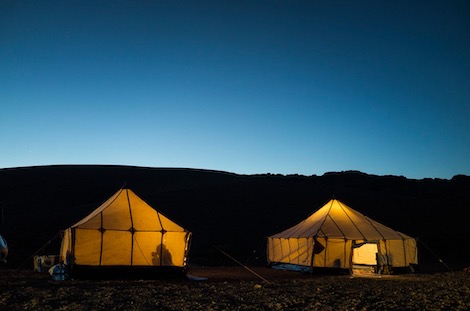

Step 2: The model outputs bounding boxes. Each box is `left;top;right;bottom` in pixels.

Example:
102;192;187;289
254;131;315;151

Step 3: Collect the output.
1;1;469;179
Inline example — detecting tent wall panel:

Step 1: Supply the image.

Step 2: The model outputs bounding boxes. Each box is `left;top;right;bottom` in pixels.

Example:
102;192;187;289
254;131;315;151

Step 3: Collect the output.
60;228;72;263
267;237;313;266
102;195;132;230
405;238;418;265
160;232;189;267
101;231;132;265
312;237;327;267
267;238;283;263
286;238;307;265
158;214;185;232
132;232;162;266
74;229;102;265
325;239;348;268
130;201;161;231
385;239;418;267
77;214;102;230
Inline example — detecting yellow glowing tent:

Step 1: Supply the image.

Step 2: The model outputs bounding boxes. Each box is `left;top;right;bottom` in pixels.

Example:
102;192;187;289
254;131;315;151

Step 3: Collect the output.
267;199;417;272
60;188;191;271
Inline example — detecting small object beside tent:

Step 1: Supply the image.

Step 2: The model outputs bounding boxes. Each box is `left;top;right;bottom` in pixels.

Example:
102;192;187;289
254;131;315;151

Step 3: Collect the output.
0;234;7;264
267;199;417;274
34;255;60;272
60;188;191;276
49;261;68;281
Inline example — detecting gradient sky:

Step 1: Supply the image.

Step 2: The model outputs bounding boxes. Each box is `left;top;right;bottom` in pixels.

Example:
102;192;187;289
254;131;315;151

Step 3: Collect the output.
1;1;469;179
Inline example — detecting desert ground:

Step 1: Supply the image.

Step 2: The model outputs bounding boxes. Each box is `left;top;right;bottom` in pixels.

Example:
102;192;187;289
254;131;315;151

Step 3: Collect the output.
1;266;469;311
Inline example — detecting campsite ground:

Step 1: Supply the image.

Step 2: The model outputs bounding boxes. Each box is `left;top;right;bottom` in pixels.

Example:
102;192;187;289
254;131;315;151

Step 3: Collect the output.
1;266;469;310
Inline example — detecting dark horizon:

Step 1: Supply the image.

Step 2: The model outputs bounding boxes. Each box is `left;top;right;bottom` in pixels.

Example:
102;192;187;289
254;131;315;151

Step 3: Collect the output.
1;165;469;269
1;164;469;181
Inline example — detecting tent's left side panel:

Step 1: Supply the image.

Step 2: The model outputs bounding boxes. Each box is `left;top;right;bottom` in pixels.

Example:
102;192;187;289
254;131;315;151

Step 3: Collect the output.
60;228;72;264
73;228;103;265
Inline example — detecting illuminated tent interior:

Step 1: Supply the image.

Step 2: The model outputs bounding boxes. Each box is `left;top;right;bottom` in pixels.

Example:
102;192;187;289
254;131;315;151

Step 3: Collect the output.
60;188;191;272
267;199;417;273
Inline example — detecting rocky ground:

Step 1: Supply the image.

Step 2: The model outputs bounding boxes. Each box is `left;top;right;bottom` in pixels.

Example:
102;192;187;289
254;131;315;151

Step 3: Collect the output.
1;267;469;310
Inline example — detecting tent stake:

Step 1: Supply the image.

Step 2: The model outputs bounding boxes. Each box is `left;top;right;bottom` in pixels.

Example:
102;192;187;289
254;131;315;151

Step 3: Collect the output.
215;247;270;283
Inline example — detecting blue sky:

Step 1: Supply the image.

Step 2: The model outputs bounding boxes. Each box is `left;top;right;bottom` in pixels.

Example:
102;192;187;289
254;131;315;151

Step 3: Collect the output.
1;1;469;179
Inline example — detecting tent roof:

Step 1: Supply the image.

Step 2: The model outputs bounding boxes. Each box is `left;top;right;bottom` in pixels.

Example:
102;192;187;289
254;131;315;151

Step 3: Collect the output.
269;199;412;241
70;188;187;233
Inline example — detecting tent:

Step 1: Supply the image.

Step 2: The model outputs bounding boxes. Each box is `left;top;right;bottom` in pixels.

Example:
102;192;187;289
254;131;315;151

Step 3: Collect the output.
267;199;417;273
60;188;191;273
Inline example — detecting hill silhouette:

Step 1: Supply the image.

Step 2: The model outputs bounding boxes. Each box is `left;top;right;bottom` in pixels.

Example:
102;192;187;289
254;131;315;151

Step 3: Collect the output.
1;165;469;270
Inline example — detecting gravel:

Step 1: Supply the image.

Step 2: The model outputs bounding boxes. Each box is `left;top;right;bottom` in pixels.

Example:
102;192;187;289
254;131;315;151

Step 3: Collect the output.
1;268;469;310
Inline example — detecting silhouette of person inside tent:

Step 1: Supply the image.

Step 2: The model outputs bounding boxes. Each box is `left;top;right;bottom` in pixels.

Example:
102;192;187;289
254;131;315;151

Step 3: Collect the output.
152;244;173;266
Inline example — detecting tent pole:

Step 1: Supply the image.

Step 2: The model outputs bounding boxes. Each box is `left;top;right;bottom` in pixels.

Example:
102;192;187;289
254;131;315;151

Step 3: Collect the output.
401;238;407;267
310;237;315;273
125;189;134;266
99;213;104;266
160;231;164;266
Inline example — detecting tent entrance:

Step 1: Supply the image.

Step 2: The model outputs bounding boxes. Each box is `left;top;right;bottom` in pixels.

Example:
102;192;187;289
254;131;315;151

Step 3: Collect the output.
351;242;378;275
